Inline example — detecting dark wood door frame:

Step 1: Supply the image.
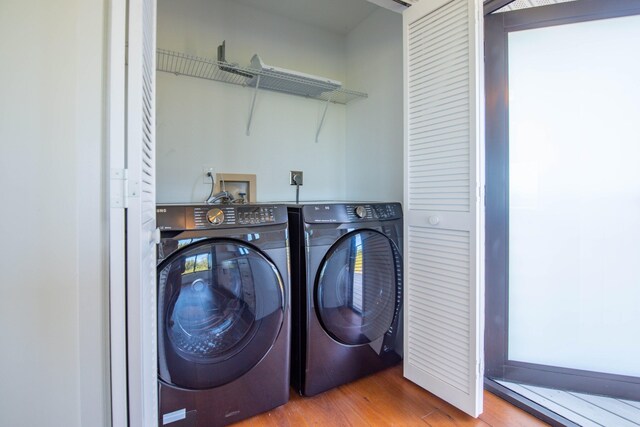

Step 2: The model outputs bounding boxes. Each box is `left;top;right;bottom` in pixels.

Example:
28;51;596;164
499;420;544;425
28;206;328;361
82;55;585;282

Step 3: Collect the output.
484;0;640;401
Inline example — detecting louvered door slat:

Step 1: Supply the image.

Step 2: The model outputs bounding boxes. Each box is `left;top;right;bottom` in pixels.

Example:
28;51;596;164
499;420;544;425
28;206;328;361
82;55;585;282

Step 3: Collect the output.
408;1;467;41
410;133;468;148
409;142;469;156
410;138;468;150
412;111;470;131
127;0;158;426
410;91;468;111
411;127;469;144
403;0;483;417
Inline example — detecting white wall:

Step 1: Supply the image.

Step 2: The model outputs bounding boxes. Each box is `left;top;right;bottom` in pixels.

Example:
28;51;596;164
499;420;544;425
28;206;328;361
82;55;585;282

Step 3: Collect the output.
0;1;110;426
346;8;403;202
156;0;404;204
156;0;349;203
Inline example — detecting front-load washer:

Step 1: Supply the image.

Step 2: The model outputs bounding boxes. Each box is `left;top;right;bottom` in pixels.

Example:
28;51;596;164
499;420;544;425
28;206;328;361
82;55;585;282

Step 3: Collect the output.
287;202;403;396
156;203;290;426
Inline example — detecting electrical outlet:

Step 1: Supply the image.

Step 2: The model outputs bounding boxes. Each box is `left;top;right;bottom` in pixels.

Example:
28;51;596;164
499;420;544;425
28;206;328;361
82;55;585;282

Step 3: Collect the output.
290;170;303;185
203;167;215;184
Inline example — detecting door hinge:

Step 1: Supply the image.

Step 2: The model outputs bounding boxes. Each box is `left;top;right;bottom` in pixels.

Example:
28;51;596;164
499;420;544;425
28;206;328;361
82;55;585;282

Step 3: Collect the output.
110;168;129;209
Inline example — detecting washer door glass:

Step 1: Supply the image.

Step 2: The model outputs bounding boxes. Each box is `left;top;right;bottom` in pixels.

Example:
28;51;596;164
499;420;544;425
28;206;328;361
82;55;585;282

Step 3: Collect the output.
316;230;401;346
157;239;284;389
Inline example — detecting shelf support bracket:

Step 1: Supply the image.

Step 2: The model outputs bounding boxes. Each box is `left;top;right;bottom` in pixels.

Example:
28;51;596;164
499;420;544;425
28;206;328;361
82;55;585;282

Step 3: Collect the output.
246;74;261;136
315;95;332;143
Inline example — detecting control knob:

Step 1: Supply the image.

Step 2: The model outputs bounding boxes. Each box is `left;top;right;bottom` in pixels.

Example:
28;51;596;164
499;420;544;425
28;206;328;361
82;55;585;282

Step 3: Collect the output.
206;208;225;225
354;206;367;219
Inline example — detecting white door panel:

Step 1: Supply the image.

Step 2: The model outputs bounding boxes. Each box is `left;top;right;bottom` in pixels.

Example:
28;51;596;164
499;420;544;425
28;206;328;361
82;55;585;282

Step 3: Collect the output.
127;0;158;425
403;0;484;417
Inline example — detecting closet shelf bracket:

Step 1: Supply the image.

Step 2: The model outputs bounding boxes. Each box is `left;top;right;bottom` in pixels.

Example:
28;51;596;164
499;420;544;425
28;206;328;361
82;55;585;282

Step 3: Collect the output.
246;74;261;136
315;95;332;143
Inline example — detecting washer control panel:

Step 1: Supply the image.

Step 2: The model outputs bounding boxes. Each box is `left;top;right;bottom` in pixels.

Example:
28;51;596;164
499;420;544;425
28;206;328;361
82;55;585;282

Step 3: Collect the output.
192;206;236;228
354;205;367;219
205;208;225;225
157;204;286;230
236;206;277;225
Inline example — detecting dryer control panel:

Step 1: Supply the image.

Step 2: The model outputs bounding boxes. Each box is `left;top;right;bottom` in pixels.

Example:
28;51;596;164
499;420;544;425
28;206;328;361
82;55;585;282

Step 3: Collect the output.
157;204;287;230
301;202;402;224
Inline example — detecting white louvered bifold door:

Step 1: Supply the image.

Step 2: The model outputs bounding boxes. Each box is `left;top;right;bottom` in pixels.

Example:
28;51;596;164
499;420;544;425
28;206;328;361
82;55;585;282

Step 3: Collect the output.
402;0;484;417
127;0;158;425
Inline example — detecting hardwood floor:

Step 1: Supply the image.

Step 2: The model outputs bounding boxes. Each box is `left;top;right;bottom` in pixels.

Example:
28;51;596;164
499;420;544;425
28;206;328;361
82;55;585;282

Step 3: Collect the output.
233;365;548;426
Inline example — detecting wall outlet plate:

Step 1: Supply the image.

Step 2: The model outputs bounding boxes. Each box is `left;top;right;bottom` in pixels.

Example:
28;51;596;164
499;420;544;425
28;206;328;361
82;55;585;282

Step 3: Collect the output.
290;170;303;185
203;167;215;184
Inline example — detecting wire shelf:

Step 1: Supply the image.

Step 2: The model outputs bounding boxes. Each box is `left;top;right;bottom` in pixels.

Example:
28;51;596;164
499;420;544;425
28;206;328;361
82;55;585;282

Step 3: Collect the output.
156;48;367;105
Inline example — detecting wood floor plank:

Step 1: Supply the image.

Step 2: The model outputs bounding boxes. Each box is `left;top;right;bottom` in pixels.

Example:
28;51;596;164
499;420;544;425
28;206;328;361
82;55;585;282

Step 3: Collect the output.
399;379;491;426
480;389;548;427
232;366;549;426
338;368;436;425
422;407;491;427
257;393;311;427
368;366;442;416
289;389;367;427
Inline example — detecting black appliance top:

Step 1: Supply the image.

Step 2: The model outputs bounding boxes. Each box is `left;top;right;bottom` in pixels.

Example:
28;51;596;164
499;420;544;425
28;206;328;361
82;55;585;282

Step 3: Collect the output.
157;203;288;231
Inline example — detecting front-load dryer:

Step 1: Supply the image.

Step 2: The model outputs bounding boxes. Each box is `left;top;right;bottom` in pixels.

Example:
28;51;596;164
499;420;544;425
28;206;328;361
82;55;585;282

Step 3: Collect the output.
156;204;290;426
288;202;403;396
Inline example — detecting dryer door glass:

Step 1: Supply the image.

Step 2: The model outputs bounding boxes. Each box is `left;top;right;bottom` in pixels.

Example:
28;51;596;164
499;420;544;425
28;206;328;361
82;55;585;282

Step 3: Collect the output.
316;230;401;346
157;238;284;389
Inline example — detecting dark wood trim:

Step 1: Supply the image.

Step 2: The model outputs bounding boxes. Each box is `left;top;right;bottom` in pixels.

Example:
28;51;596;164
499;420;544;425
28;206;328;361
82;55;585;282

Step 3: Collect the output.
484;10;509;380
485;378;580;427
503;361;640;401
484;0;640;401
